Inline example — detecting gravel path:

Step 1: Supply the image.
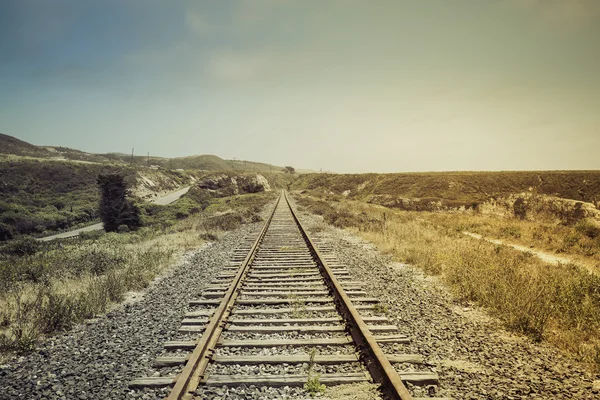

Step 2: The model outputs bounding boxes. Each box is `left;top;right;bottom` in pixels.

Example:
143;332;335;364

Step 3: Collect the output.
295;208;600;400
0;225;254;400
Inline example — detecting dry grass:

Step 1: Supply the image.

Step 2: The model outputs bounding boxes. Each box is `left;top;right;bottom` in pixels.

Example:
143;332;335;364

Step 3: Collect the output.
0;191;276;356
425;212;600;270
295;194;600;371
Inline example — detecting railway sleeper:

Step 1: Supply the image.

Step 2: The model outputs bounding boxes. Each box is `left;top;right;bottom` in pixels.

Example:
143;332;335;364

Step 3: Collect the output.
152;353;424;367
178;324;398;334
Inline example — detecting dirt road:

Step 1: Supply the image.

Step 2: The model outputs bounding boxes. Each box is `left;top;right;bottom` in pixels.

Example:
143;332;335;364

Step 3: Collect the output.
38;186;191;242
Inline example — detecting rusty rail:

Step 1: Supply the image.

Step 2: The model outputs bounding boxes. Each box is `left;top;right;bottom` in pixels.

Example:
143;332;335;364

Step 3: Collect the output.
283;191;413;400
165;191;412;399
165;194;281;400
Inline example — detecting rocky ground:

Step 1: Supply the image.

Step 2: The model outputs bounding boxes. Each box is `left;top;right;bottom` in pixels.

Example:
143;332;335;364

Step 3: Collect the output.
295;207;600;400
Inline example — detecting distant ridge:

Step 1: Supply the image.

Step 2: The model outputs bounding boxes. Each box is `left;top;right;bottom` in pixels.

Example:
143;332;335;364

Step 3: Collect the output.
0;133;286;173
0;133;55;158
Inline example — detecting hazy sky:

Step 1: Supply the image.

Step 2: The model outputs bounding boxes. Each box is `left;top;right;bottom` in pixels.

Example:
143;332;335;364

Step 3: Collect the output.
1;1;599;172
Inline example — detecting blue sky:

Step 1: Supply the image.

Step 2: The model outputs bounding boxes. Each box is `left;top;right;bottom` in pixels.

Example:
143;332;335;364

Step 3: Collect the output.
1;0;599;172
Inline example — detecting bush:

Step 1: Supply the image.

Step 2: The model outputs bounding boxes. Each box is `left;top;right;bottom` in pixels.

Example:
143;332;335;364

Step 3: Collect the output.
575;219;600;239
75;246;126;276
513;197;527;219
39;289;75;333
78;230;104;241
203;213;244;231
1;237;42;256
0;222;14;241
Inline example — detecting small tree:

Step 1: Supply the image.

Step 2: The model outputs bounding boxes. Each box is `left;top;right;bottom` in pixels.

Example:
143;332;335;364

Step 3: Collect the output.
513;197;527;220
284;166;295;174
97;174;140;232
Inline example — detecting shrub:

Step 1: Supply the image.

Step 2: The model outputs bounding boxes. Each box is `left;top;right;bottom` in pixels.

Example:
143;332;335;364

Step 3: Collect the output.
77;246;126;276
39;288;75;333
1;237;42;256
78;230;104;241
199;232;219;241
203;212;244;231
513;197;527;219
117;224;130;233
0;222;14;241
575;219;600;239
499;225;521;239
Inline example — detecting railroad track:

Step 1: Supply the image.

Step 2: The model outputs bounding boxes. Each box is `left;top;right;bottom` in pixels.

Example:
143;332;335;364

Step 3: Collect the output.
131;191;447;399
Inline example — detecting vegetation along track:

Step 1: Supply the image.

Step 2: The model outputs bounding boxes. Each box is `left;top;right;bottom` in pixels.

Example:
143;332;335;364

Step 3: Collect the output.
130;191;445;399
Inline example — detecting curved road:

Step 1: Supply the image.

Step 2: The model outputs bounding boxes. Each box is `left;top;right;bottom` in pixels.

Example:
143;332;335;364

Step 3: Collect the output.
38;186;191;242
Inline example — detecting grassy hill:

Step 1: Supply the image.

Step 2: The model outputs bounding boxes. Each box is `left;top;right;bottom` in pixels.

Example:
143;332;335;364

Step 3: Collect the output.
0;133;55;158
0;160;132;239
0;133;286;173
292;171;600;208
100;153;284;172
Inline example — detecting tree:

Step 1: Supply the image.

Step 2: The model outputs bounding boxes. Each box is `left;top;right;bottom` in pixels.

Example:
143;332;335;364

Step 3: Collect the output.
97;173;140;232
513;197;527;220
284;166;295;174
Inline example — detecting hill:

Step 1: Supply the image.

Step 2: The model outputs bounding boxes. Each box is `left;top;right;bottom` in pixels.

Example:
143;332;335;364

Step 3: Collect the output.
0;133;55;158
292;171;600;210
0;133;287;173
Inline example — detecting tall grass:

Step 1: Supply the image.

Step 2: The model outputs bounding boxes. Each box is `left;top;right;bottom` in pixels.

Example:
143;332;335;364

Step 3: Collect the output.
295;195;600;370
0;191;276;356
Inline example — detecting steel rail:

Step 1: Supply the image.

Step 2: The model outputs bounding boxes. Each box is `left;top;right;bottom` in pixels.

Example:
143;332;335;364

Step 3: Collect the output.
165;193;282;400
283;191;413;400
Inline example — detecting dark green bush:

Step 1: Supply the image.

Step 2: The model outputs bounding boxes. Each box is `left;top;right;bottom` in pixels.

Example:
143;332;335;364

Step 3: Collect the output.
1;237;42;256
0;222;14;241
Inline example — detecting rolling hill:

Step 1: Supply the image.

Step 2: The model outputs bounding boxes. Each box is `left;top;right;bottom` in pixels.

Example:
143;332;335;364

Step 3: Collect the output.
0;133;286;173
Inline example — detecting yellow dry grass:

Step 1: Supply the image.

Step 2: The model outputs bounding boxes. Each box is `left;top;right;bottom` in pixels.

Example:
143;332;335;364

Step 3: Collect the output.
295;194;600;371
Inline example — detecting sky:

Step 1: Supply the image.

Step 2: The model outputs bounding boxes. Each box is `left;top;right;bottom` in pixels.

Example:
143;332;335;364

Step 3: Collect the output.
1;0;599;173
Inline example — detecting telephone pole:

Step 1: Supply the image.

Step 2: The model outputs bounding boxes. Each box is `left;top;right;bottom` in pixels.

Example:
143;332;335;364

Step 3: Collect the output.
130;148;134;165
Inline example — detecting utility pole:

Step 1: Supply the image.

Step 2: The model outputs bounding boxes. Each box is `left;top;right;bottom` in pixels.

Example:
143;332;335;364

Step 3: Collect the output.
130;148;134;165
147;152;150;167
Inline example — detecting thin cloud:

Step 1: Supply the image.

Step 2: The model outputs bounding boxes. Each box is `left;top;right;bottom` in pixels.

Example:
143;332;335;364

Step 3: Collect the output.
206;49;270;82
511;0;600;25
185;9;212;36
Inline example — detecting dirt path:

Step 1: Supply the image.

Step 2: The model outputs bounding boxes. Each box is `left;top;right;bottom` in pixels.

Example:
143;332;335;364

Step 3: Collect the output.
462;231;576;265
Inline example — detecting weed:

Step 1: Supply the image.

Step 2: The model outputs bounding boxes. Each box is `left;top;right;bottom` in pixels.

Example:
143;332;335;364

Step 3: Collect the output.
373;303;388;314
38;287;75;333
304;349;326;396
289;294;308;319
